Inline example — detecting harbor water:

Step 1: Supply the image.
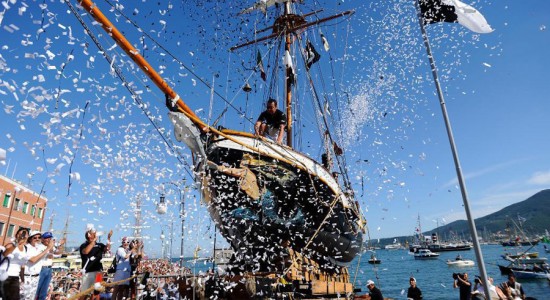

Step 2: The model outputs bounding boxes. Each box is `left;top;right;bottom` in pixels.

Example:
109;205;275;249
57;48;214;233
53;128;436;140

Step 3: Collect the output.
184;244;549;299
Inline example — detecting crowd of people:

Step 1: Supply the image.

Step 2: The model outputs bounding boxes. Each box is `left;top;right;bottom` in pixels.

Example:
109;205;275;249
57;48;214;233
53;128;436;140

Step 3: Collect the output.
0;225;191;300
359;271;534;300
0;228;64;300
2;227;538;300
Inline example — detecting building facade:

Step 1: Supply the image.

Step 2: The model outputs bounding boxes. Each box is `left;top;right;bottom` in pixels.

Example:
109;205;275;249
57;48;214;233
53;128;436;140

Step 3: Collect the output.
0;174;47;244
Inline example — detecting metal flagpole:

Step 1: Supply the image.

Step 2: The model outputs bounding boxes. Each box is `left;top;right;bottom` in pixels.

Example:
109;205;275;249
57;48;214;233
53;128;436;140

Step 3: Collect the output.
414;2;491;298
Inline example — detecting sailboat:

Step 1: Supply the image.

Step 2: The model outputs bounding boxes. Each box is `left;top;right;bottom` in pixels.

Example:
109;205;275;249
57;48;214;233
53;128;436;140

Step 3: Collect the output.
69;0;366;297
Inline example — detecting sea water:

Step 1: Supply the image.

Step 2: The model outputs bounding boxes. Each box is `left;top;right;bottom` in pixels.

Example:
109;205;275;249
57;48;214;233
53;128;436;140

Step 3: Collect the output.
182;244;549;299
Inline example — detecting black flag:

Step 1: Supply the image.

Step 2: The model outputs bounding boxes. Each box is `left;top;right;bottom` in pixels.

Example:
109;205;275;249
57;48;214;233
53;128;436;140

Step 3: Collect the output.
418;0;493;34
305;41;321;70
419;0;458;25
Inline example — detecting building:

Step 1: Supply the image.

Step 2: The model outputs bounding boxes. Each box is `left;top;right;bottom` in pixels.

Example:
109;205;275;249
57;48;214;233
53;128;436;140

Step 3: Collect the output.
0;174;47;244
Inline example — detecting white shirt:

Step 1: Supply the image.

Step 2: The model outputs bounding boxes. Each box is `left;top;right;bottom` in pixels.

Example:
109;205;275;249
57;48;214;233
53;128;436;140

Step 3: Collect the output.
25;242;48;275
7;244;28;277
40;243;58;267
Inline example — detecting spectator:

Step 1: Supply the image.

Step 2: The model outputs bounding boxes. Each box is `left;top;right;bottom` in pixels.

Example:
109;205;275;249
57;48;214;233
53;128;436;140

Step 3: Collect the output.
453;272;472;300
366;279;383;300
504;273;526;300
35;231;65;300
79;225;112;299
112;236;131;300
1;228;30;300
407;277;422;300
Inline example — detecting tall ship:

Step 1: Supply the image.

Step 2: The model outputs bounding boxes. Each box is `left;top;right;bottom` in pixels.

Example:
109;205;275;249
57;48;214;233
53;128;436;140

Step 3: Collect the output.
68;0;366;298
409;216;472;253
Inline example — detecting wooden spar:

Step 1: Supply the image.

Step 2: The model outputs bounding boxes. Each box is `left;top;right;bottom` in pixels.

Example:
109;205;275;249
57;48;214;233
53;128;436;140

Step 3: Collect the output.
230;9;354;51
253;9;325;36
78;0;206;130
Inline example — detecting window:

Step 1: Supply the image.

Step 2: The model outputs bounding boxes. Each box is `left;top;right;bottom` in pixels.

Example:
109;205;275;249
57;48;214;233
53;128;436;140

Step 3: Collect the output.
0;222;4;236
7;224;15;237
31;205;36;216
38;208;43;218
14;198;20;211
2;194;10;207
23;202;29;214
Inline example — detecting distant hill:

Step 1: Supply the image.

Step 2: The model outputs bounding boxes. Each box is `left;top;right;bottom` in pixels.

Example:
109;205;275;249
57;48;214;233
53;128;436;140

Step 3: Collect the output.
371;189;550;247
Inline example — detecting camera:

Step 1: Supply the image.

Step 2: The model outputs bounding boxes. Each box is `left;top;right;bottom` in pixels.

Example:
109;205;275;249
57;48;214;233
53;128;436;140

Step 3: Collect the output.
474;275;481;284
452;273;465;280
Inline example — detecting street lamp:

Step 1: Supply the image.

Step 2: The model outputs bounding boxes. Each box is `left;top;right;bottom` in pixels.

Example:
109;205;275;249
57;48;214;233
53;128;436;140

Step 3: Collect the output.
158;181;187;269
157;194;167;215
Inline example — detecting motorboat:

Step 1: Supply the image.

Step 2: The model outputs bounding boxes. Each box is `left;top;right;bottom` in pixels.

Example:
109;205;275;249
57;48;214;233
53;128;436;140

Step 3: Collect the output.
446;255;475;267
498;262;550;275
503;255;548;264
502;252;539;259
413;249;440;260
512;269;550;280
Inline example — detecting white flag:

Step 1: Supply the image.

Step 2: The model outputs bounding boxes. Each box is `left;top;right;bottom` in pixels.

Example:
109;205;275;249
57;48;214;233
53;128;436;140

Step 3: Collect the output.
419;0;493;34
0;148;6;164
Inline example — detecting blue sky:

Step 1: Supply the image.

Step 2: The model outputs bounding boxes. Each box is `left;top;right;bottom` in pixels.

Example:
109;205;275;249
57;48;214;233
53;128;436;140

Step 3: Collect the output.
0;0;549;257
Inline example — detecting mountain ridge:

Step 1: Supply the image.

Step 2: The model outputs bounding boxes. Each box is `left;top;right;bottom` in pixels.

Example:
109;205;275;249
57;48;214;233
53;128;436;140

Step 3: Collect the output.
372;189;550;247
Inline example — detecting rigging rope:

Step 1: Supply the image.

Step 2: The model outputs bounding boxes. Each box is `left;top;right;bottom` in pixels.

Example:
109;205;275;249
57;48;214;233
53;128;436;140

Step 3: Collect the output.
102;0;256;129
65;0;193;178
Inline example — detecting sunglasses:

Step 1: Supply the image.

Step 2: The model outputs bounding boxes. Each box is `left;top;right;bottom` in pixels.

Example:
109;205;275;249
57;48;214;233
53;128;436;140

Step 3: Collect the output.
32;236;41;240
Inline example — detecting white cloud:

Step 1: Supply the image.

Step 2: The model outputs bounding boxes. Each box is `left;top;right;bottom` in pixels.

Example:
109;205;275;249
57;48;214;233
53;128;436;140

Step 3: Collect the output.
440;158;530;189
527;170;550;185
427;188;541;228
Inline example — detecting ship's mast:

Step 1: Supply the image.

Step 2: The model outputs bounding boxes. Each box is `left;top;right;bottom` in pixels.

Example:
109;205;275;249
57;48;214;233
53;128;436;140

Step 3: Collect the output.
231;3;354;149
62;214;70;253
284;2;293;147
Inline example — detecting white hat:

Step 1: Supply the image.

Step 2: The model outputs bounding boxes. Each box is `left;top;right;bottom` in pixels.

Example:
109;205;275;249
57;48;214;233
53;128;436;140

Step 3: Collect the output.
29;230;42;238
366;280;375;286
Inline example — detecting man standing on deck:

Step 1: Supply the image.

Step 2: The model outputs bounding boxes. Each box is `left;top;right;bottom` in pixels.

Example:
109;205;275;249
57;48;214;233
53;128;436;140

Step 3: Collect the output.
366;280;384;300
254;98;286;144
79;225;113;299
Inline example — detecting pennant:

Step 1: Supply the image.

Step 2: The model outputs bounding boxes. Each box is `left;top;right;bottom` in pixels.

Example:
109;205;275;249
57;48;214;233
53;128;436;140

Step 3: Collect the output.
283;50;296;85
0;148;5;164
320;32;330;51
305;41;321;70
256;50;267;81
419;0;493;34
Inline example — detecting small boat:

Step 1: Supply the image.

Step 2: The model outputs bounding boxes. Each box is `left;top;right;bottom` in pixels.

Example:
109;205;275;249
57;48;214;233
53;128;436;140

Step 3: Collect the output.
503;255;548;264
368;254;381;264
414;249;440;260
502;252;539;259
501;240;539;247
544;245;550;253
446;255;475;267
498;263;550;275
447;259;475;267
512;269;550;280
